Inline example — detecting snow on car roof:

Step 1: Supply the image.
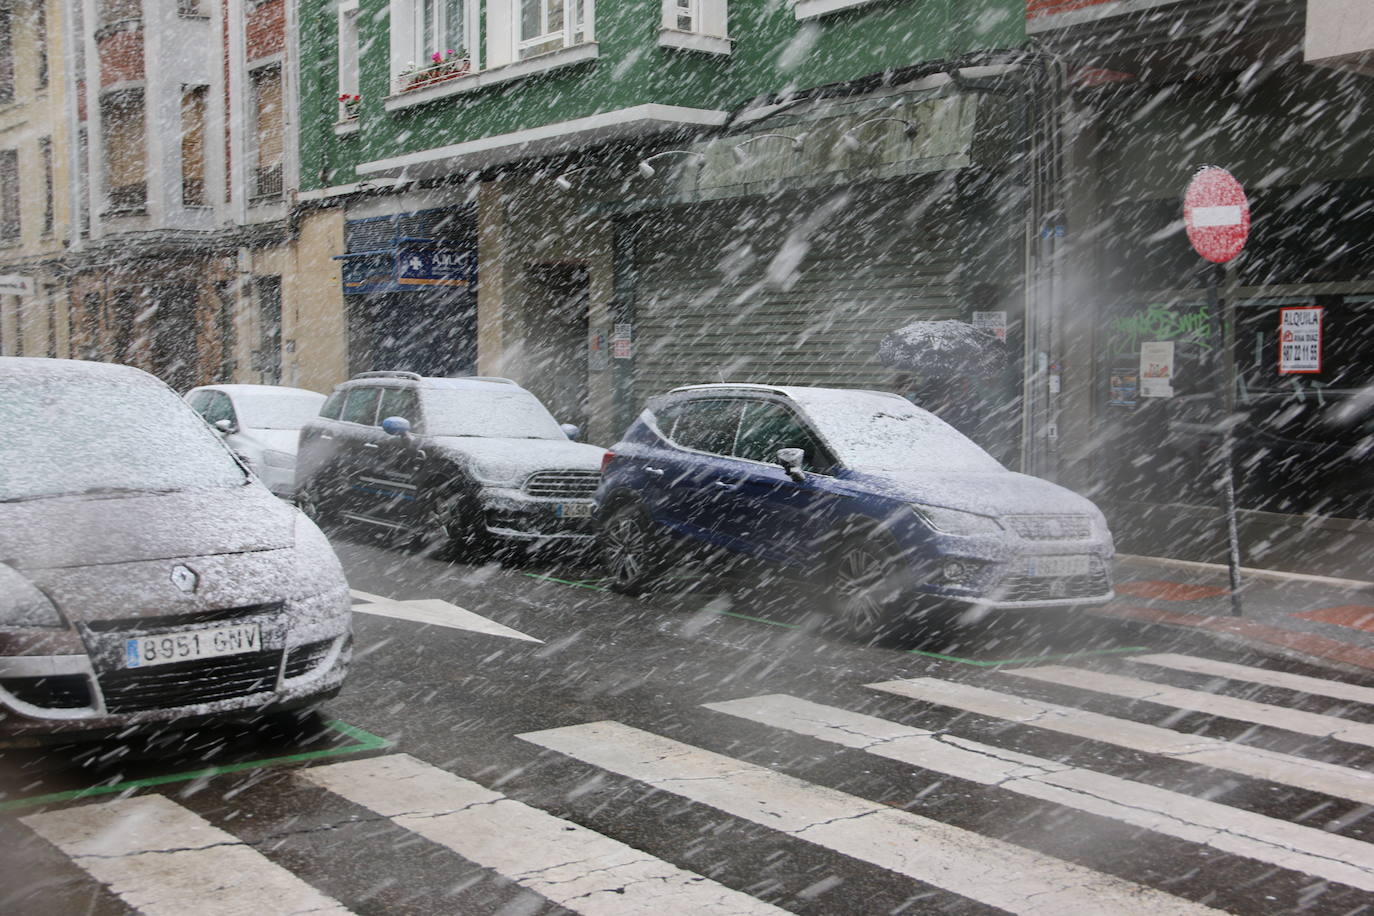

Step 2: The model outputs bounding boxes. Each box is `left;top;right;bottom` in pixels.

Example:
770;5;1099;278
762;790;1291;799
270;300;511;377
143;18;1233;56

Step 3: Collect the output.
189;384;325;398
0;357;164;385
668;382;908;403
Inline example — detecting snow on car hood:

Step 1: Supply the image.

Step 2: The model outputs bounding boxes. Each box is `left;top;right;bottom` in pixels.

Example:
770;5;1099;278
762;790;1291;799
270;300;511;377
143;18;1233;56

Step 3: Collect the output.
0;483;296;570
427;436;607;482
844;468;1102;519
235;428;301;456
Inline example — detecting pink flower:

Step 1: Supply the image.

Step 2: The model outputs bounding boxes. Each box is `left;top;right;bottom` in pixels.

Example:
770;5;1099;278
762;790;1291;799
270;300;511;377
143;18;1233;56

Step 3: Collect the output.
446;49;455;56
431;51;442;62
352;94;361;101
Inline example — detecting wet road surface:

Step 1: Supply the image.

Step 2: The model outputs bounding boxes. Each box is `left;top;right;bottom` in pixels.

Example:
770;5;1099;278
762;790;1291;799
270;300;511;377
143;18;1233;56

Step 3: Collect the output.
4;531;1374;915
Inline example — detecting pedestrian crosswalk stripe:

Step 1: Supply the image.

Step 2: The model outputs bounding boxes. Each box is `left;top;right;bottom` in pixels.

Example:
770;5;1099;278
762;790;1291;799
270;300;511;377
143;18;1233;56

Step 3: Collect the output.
706;694;1374;893
1009;665;1374;748
1129;652;1374;706
21;794;353;916
519;721;1225;916
868;677;1374;806
297;753;788;916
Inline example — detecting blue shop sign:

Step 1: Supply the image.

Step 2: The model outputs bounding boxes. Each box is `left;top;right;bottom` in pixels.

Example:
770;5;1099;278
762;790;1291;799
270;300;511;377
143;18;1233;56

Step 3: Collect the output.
397;247;476;287
337;246;476;293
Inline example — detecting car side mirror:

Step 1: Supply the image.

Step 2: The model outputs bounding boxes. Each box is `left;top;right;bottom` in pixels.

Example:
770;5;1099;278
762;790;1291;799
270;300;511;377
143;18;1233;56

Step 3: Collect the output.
381;415;411;437
776;447;806;482
213;419;236;435
560;423;582;442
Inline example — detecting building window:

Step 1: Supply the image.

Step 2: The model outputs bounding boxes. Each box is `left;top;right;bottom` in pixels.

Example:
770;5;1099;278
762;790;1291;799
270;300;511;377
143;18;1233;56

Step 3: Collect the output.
338;1;360;117
77;127;90;237
39;137;52;235
673;0;695;31
660;0;728;40
178;0;208;16
102;89;146;214
248;65;284;201
518;0;590;60
390;0;473;93
0;150;19;242
34;0;47;90
0;8;13;106
181;85;208;206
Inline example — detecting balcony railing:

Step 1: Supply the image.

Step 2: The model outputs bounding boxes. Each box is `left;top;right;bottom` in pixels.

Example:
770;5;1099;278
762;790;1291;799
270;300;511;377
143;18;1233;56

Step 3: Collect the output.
251;165;283;201
105;181;147;214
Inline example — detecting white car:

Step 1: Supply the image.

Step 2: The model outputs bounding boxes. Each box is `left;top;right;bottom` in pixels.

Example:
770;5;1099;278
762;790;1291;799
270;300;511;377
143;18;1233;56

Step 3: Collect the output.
186;384;327;498
1;358;351;744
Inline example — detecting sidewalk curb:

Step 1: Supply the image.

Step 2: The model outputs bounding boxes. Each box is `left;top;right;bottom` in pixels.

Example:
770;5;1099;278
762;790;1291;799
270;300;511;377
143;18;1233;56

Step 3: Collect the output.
1088;604;1374;673
1117;553;1374;592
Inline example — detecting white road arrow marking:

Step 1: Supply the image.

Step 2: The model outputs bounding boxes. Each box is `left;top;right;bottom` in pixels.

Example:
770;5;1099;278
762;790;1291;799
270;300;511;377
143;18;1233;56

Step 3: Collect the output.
350;589;542;643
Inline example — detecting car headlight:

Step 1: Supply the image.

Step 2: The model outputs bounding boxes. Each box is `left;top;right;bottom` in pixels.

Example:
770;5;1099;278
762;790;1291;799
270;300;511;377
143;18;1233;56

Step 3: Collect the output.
468;458;522;486
912;504;1002;536
262;449;295;469
0;564;66;628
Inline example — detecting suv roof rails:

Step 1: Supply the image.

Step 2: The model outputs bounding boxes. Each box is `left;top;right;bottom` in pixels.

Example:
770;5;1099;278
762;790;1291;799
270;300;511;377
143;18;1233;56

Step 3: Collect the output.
463;376;519;385
352;371;423;381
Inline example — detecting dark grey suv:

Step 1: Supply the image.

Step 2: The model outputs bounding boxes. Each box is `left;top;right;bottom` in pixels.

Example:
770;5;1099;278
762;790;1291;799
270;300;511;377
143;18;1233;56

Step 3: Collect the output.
294;372;607;552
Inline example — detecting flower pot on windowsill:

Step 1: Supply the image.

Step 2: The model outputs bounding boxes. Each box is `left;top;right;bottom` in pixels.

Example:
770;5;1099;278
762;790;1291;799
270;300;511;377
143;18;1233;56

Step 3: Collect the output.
402;60;472;92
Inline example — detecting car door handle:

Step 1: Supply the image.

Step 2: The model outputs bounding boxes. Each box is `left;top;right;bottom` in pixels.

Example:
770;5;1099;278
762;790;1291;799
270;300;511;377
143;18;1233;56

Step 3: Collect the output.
319;433;333;440
644;466;665;477
713;479;741;489
362;442;379;449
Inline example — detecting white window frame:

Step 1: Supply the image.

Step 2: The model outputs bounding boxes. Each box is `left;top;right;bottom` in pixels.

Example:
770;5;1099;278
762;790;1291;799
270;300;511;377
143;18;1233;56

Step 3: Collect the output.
338;0;360;121
390;0;477;94
516;0;593;61
659;0;730;55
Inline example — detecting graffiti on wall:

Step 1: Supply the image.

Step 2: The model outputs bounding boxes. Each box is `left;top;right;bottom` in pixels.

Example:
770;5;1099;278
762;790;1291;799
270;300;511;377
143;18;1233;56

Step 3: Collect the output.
1107;303;1214;356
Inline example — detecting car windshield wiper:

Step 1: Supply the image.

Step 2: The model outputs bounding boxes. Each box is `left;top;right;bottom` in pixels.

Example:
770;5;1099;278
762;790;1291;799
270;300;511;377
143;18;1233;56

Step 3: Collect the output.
0;486;179;504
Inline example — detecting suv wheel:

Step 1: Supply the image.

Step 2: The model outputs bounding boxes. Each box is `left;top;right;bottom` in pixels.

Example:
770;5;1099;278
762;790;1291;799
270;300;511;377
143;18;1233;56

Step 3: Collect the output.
827;530;905;638
602;504;660;595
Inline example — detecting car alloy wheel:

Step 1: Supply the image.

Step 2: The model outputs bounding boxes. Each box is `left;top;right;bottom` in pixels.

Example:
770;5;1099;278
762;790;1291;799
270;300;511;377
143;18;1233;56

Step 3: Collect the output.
830;533;902;634
602;505;657;595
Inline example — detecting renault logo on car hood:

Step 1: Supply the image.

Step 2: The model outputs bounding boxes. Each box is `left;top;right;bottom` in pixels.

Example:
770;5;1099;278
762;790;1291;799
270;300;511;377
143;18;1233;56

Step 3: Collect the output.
170;565;199;593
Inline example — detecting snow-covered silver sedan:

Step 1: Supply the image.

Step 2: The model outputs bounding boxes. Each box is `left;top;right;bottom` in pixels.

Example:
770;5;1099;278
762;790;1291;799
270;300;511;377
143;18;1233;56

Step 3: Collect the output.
0;358;351;745
185;384;327;499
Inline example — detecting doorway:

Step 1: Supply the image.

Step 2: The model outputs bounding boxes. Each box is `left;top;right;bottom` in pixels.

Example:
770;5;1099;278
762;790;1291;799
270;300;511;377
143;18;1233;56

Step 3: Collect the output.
525;263;590;429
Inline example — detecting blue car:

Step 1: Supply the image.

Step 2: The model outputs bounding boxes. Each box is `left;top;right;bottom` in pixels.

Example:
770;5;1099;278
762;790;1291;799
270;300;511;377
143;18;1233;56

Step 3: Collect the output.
594;384;1115;633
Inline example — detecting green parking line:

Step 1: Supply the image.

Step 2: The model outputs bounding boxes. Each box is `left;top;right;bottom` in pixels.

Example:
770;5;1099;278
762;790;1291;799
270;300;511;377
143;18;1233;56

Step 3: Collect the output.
907;645;1151;668
522;573;611;591
0;719;392;814
713;610;801;629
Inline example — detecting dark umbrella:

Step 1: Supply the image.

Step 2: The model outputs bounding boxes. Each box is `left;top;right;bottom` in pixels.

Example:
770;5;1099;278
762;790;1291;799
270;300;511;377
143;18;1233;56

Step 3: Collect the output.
878;319;1006;380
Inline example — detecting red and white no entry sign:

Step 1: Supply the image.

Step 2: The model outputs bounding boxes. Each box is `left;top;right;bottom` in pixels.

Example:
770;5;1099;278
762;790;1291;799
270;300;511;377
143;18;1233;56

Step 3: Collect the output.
1183;166;1250;263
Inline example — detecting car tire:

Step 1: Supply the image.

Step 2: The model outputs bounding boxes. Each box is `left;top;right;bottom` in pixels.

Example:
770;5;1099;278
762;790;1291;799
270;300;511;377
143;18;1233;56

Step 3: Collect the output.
826;529;908;641
601;503;661;595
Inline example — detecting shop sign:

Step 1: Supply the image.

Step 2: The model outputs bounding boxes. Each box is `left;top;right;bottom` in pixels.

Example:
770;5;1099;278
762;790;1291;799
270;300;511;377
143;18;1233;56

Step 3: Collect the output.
1140;340;1175;398
972;311;1007;341
612;323;633;360
340;253;395;293
1278;306;1323;375
396;247;475;287
0;274;33;295
1183;167;1250;264
1027;0;1185;32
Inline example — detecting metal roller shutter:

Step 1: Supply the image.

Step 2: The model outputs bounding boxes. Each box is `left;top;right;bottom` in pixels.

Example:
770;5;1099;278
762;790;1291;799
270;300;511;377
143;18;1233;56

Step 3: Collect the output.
632;178;963;401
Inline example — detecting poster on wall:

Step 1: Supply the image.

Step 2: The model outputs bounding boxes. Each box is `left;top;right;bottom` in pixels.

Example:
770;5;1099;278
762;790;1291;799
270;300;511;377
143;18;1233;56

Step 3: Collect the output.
1278;306;1323;374
972;311;1008;341
1140;340;1175;398
1108;368;1138;407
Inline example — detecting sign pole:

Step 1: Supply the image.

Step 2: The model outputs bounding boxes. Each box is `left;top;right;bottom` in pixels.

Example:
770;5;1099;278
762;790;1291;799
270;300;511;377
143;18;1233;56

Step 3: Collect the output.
1184;165;1250;617
1208;263;1244;616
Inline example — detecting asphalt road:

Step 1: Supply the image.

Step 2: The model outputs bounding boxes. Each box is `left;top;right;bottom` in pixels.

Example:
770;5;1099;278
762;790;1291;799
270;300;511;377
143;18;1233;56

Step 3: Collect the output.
5;530;1374;915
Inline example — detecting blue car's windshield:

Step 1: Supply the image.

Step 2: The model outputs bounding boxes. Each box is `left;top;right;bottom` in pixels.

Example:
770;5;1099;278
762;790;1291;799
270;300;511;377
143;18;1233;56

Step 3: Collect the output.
789;388;1004;474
